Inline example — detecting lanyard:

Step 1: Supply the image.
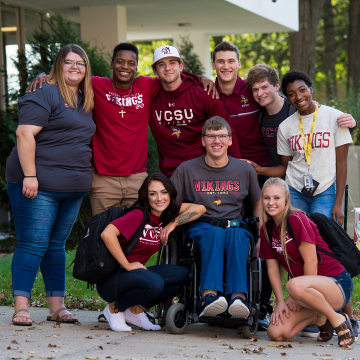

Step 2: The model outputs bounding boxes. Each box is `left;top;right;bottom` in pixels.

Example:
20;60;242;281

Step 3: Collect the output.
298;103;318;166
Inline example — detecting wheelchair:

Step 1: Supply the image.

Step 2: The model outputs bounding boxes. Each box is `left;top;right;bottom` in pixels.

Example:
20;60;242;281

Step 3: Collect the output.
151;216;262;338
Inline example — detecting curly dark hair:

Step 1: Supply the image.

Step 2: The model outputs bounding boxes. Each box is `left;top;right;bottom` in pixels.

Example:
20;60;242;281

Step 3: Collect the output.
135;173;179;226
281;70;312;96
112;42;139;63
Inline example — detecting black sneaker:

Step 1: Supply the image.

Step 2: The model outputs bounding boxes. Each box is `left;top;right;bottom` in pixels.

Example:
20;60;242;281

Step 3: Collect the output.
350;318;359;342
198;294;228;318
258;308;271;331
227;296;250;319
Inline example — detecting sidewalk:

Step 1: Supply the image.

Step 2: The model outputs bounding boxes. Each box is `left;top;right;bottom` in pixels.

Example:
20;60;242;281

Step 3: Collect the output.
0;306;357;360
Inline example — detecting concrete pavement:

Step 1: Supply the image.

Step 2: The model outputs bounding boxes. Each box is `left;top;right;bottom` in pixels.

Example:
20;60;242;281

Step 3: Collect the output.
0;306;358;360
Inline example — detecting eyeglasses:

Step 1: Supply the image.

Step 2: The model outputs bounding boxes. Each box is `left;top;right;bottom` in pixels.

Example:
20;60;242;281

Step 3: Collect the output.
204;134;230;141
64;60;86;68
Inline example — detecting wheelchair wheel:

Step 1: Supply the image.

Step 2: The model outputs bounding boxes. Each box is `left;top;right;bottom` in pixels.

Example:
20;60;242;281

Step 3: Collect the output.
165;302;189;334
241;320;258;338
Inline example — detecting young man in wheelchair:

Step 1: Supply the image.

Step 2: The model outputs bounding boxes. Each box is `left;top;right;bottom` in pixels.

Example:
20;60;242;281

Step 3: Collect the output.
170;116;262;320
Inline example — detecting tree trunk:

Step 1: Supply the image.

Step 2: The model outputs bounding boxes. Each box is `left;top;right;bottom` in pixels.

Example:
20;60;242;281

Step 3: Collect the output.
290;0;326;86
348;0;360;94
323;0;337;99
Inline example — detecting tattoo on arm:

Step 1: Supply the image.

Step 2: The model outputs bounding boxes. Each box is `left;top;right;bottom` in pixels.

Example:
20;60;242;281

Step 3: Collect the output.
176;211;198;225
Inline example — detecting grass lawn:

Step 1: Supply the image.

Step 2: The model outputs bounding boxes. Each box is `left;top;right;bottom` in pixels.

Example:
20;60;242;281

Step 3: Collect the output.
1;251;360;320
0;250;157;310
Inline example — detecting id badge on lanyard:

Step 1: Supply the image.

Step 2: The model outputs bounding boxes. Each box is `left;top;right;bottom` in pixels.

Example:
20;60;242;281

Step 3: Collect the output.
299;104;320;197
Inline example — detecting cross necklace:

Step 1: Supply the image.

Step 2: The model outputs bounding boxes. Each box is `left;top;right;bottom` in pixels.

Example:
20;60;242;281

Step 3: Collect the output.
112;81;132;118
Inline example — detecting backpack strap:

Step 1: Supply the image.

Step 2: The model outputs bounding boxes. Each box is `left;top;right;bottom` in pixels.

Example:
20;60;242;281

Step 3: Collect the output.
114;205;147;312
287;214;342;264
258;108;265;128
265;218;274;241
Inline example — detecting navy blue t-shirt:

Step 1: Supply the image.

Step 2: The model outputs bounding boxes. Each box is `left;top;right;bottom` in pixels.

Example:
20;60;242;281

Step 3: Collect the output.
6;83;96;192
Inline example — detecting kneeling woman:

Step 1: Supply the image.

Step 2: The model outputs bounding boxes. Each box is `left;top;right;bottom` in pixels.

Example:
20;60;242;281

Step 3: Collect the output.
259;177;354;347
97;173;206;331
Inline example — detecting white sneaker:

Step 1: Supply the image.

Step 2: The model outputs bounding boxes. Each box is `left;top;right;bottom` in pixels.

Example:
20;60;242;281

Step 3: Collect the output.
124;309;161;330
103;304;132;332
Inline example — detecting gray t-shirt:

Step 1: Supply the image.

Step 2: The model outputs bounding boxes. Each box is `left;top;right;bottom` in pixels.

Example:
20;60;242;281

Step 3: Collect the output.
170;155;261;220
6;83;96;192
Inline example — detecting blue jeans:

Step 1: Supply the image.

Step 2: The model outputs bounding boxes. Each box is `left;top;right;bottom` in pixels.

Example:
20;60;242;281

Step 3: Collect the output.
329;269;353;310
96;264;190;312
289;183;336;218
186;221;251;296
7;181;86;299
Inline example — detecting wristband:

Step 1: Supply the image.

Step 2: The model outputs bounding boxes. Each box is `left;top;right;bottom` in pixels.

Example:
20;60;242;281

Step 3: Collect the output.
24;176;37;177
276;299;285;304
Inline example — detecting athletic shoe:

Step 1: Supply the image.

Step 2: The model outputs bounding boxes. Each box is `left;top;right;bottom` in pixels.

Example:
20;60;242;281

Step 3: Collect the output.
258;307;271;331
301;324;320;338
124;309;161;330
350;318;359;342
103;304;132;332
97;313;108;323
227;296;250;319
198;294;228;318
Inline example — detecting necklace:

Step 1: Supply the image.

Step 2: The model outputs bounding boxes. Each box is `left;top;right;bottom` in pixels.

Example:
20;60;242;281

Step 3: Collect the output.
112;81;132;118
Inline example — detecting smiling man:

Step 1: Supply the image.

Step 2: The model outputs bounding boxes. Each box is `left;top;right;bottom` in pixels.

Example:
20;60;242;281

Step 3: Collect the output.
212;41;270;188
245;64;357;182
149;45;241;176
170;116;261;320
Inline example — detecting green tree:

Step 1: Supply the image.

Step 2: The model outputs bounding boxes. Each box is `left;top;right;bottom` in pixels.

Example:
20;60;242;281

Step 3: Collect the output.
176;33;205;75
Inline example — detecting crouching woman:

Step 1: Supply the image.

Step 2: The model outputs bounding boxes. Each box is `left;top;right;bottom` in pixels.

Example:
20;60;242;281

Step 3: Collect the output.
97;172;206;332
259;177;354;347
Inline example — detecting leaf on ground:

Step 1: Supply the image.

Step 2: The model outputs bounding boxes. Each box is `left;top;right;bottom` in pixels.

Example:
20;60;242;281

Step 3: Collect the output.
342;346;352;350
7;346;11;350
320;358;333;360
268;343;292;349
241;348;253;355
47;344;57;348
188;345;196;347
86;336;93;339
53;322;61;328
92;346;103;350
34;321;43;325
128;331;136;335
11;340;18;344
85;357;99;360
195;355;210;359
29;351;36;353
280;353;288;356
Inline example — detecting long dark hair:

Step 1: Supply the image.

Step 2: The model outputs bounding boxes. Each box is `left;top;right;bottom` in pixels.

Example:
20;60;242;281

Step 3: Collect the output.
136;173;180;225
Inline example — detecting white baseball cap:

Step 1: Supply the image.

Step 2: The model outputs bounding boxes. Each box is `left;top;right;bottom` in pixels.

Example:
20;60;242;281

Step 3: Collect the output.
152;45;181;66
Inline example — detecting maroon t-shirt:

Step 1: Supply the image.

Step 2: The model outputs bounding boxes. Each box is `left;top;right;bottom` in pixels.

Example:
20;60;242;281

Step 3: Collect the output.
149;73;241;176
216;76;271;167
110;206;181;264
91;76;161;176
260;211;344;278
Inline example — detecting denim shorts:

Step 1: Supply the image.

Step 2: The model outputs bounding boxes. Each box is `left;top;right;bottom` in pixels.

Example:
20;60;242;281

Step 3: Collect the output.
329;269;353;309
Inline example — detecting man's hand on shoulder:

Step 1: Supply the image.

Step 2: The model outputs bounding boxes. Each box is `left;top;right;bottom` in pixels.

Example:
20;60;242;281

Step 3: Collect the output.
198;75;219;99
337;113;356;129
27;73;51;93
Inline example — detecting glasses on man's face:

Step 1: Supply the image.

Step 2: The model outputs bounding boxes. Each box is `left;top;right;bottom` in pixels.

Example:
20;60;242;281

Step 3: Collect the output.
64;60;86;69
204;134;229;141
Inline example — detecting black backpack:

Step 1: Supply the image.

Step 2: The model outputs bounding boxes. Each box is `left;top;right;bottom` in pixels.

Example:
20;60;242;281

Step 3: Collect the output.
73;206;147;285
265;212;360;278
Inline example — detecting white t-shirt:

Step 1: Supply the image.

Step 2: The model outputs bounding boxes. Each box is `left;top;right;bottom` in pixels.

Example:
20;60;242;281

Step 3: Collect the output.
277;105;352;195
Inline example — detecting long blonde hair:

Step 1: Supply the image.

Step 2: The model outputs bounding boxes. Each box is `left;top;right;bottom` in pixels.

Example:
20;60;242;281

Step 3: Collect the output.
49;44;94;114
261;177;300;272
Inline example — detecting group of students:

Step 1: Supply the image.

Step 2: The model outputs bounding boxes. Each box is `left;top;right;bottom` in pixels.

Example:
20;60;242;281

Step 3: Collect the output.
5;39;358;347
